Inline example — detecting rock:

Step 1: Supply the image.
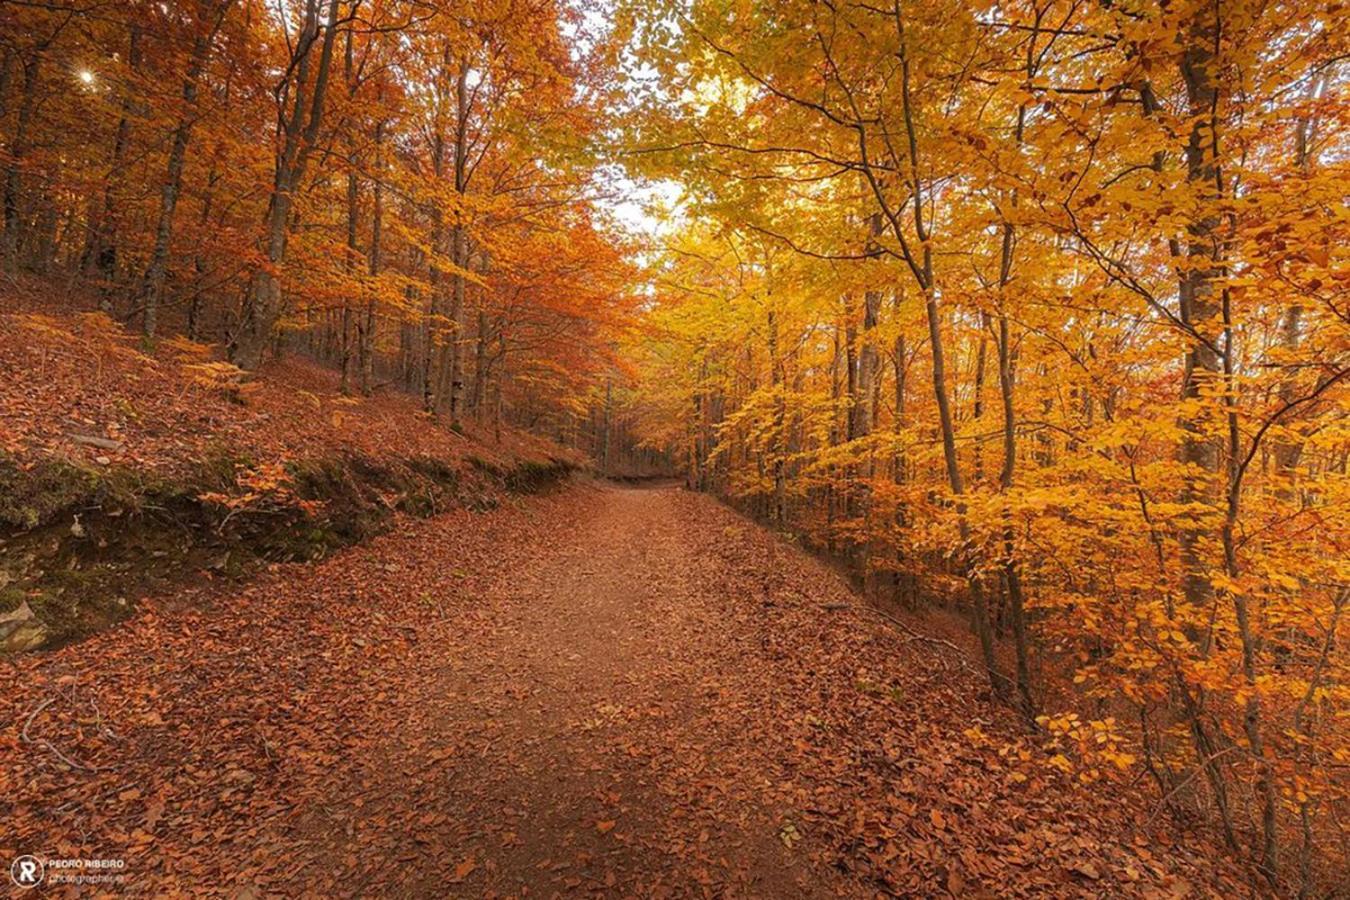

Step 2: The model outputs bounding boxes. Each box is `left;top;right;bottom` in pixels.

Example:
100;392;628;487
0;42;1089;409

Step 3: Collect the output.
67;432;125;451
0;601;49;653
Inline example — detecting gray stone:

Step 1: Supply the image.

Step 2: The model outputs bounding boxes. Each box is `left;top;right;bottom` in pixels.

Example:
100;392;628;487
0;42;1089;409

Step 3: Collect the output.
0;600;49;653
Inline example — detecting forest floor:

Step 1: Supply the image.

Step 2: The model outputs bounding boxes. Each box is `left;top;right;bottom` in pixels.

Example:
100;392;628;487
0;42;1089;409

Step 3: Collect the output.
2;482;1254;897
0;293;581;650
0;286;570;481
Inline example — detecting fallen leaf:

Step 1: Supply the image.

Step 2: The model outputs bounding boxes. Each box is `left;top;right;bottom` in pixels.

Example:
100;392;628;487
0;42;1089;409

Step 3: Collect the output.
1069;861;1101;880
450;857;476;882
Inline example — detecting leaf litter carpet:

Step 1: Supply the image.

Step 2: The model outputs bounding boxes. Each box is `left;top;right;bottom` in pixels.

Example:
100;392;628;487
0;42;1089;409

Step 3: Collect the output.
2;484;1246;896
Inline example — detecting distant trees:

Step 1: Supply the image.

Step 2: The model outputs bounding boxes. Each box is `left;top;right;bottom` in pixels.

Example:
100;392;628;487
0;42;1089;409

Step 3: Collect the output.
0;0;633;428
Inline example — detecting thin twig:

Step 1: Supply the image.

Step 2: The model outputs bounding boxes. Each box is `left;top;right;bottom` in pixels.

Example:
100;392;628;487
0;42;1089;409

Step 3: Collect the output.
820;602;973;671
21;697;104;773
1146;744;1245;824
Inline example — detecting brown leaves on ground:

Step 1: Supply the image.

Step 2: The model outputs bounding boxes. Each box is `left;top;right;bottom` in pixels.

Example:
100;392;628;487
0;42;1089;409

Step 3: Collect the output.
2;485;1251;896
0;297;575;479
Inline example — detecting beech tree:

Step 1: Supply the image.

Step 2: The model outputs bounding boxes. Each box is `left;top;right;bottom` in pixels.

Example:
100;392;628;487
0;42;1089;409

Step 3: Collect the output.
618;0;1349;885
0;0;1345;889
0;0;630;432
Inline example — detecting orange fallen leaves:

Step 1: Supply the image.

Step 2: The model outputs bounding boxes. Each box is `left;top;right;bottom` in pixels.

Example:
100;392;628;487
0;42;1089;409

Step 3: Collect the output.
449;857;476;882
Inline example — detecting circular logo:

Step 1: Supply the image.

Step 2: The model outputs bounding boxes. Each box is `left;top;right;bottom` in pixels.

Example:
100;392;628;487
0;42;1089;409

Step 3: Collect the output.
10;856;44;889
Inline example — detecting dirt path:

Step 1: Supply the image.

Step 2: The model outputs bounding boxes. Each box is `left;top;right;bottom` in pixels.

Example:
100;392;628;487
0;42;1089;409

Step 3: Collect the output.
3;484;1245;897
272;484;832;897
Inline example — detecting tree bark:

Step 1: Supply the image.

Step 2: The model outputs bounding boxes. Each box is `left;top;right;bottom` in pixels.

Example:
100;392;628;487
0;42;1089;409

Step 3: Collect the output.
141;2;230;338
446;61;470;428
230;0;341;369
1176;10;1223;619
3;56;40;272
360;118;383;395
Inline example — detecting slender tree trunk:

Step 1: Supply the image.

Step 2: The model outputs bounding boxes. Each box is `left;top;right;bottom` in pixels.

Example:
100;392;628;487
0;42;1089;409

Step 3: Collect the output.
141;4;228;338
3;57;40;272
446;62;470;428
339;30;360;393
994;68;1035;715
844;295;859;442
361;118;383;396
826;320;843;550
187;167;219;340
601;376;612;474
423;127;446;412
768;308;786;524
83;25;142;303
973;316;988;483
863;0;1002;695
493;330;506;443
230;0;340;369
856;215;883;443
997;309;1033;717
892;322;914;606
1176;12;1223;620
1274;77;1323;497
340;155;358;393
473;307;488;415
1179;5;1278;876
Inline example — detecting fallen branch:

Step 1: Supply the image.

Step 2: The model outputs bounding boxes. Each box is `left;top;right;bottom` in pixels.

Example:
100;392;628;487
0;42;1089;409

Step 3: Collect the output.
66;432;125;451
820;602;973;670
1146;744;1246;824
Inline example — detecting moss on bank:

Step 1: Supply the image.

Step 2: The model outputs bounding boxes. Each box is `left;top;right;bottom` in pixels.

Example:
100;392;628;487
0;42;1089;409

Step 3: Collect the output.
0;449;575;651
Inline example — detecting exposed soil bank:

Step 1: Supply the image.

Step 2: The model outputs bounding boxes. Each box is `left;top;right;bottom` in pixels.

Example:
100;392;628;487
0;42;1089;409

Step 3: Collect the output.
0;449;575;651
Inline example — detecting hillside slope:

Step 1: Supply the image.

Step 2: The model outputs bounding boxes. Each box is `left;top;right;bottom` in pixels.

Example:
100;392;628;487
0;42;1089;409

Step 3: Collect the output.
0;293;579;650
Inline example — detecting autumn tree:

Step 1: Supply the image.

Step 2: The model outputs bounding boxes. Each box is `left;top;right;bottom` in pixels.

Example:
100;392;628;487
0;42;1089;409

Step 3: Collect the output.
616;0;1349;888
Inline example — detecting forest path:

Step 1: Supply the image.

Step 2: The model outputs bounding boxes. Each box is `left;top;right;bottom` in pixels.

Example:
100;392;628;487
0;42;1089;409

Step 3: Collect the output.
276;483;839;897
4;483;1239;896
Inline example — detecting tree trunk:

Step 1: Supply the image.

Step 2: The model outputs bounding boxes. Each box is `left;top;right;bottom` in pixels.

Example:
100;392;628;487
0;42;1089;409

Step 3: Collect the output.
339;29;359;393
446;62;470;428
84;24;142;302
768;308;786;524
230;0;340;369
3;57;40;272
601;376;612;474
1179;4;1279;876
361;118;383;396
1176;13;1223;620
141;4;227;338
473;307;488;415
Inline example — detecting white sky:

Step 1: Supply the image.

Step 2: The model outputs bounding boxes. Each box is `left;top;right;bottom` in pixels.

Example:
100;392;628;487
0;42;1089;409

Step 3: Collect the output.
605;177;684;240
